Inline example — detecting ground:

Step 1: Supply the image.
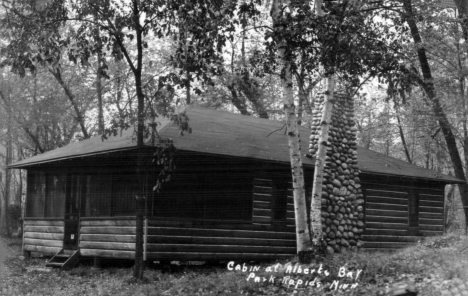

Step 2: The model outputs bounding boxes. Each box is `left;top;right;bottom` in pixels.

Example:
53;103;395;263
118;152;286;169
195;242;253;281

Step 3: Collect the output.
0;235;467;296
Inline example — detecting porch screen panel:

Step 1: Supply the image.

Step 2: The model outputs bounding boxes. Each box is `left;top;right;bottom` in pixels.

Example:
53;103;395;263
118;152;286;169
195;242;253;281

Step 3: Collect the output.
112;173;137;216
26;171;46;217
84;174;112;217
44;174;66;217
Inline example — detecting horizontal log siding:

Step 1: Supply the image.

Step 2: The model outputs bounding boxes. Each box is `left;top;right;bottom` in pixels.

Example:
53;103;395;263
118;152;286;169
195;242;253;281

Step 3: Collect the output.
79;219;136;259
145;219;296;261
361;183;445;251
362;185;413;251
286;188;295;228
23;220;64;254
252;178;272;225
418;192;444;236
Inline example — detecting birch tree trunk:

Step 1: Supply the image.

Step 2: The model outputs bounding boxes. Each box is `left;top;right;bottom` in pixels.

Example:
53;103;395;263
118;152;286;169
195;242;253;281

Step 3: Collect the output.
310;0;335;245
310;76;334;245
270;0;312;255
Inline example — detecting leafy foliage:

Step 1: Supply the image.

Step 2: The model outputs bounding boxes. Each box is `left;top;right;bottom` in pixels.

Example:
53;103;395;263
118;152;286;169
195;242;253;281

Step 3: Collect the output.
247;1;404;88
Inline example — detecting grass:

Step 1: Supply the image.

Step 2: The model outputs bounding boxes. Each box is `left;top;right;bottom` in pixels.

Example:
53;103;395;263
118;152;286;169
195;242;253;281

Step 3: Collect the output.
1;234;468;296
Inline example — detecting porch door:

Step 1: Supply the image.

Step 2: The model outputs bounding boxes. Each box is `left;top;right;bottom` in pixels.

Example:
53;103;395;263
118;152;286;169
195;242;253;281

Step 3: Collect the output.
63;174;82;249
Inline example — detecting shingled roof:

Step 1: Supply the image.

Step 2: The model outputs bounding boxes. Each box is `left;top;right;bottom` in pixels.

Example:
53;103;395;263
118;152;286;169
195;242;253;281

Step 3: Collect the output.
438;0;457;9
9;106;462;183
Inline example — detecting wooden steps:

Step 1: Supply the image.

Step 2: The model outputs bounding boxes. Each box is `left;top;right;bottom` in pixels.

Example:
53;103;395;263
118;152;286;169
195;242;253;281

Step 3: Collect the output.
46;249;80;270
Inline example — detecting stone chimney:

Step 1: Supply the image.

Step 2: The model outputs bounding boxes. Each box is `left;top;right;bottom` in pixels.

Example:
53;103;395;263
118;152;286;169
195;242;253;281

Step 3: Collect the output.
308;92;365;253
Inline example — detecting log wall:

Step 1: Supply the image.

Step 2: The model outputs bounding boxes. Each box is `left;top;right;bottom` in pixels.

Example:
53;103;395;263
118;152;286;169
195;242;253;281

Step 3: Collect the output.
286;190;295;228
253;176;295;228
79;219;136;259
361;182;445;251
252;177;273;225
23;219;64;254
419;190;445;236
145;219;296;261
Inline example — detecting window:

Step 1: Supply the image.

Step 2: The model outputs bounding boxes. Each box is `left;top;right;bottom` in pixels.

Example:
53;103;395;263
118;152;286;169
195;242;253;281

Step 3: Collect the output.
26;171;46;217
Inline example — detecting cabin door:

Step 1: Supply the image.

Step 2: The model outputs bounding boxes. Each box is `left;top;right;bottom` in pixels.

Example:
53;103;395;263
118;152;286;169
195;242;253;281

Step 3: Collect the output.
64;174;81;249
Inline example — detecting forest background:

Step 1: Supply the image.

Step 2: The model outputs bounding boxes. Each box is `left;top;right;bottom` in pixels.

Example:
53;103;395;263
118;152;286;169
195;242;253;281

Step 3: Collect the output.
0;0;466;240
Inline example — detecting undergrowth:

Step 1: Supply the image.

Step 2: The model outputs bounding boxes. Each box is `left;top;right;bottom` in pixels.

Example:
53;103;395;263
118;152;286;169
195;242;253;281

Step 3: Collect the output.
0;234;467;296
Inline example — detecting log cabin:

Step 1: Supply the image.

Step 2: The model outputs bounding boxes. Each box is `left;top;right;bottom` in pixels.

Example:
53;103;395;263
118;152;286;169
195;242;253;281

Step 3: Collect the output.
8;106;462;268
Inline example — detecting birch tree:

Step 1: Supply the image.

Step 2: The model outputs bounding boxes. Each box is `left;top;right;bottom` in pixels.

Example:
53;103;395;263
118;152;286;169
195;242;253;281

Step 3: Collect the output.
270;0;313;256
253;0;401;254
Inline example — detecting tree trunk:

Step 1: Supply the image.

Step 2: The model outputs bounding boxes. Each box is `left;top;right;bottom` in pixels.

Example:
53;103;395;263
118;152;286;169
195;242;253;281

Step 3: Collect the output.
297;75;307;126
445;185;455;230
309;0;337;246
239;84;269;119
97;51;104;134
237;12;268;119
395;109;412;164
1;87;13;237
133;0;145;279
49;68;89;139
404;0;468;234
270;0;312;257
186;72;191;105
310;76;334;245
227;85;251;116
95;13;105;135
18;148;24;238
295;65;321;126
0;173;7;238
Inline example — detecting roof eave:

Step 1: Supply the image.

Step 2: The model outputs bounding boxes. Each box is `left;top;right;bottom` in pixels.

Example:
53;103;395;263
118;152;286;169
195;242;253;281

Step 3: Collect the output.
7;147;138;169
9;147;463;184
360;171;464;184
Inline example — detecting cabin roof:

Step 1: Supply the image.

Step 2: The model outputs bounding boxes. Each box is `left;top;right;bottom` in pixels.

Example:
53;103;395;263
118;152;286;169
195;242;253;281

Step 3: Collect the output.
439;0;456;9
9;105;462;183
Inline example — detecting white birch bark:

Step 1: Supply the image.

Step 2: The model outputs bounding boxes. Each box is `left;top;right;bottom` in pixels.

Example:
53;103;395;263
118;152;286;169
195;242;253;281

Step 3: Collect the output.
270;0;312;253
310;76;334;244
309;0;336;245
